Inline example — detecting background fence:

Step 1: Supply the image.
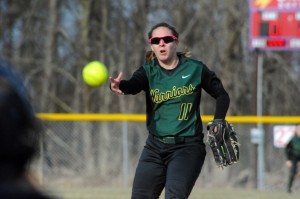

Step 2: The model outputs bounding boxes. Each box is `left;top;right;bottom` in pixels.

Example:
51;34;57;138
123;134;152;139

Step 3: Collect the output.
33;114;300;192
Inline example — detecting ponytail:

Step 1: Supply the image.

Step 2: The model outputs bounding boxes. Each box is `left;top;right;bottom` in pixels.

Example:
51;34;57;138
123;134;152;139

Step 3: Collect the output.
145;51;156;63
180;48;192;58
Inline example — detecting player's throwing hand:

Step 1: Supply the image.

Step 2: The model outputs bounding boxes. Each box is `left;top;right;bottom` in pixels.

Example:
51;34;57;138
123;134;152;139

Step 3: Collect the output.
109;72;124;95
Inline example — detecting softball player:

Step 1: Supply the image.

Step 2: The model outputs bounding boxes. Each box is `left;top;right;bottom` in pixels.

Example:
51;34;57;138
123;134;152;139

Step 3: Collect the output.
285;124;300;193
110;22;230;199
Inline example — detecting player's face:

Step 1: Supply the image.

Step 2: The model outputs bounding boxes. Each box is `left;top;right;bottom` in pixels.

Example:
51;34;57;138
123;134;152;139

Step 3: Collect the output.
149;27;178;64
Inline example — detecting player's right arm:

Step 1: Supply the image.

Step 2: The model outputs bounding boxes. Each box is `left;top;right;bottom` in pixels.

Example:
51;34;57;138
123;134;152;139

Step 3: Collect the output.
110;72;124;95
109;66;148;95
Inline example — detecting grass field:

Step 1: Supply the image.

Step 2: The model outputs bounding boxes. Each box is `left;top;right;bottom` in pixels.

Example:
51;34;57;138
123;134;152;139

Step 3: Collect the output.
45;187;299;199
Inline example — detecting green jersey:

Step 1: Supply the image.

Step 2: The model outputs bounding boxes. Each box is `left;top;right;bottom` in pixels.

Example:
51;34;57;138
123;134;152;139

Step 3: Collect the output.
143;58;203;137
286;135;300;159
119;54;229;138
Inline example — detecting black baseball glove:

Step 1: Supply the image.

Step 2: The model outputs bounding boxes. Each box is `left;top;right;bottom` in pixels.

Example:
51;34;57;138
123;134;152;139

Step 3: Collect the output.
207;119;240;168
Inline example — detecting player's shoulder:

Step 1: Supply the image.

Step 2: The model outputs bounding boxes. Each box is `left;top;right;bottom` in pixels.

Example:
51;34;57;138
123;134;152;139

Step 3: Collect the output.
294;135;300;142
143;59;156;70
181;56;206;69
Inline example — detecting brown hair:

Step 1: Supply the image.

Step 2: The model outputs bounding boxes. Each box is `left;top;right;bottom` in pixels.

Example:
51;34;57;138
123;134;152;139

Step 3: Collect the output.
148;22;179;39
145;22;191;63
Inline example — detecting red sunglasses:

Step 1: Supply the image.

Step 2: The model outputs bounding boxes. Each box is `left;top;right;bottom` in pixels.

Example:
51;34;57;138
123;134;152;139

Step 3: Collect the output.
149;36;178;45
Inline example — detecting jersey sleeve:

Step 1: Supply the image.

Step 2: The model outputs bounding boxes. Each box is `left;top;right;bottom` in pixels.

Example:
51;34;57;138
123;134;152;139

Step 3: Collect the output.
119;66;148;95
201;64;230;119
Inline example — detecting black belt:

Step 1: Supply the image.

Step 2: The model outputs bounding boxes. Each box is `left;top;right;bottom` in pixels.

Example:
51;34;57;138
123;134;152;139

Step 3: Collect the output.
150;134;199;144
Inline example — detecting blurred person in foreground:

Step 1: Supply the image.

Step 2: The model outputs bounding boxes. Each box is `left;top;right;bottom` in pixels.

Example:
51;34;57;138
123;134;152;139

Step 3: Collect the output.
285;124;300;193
110;22;230;199
0;62;53;199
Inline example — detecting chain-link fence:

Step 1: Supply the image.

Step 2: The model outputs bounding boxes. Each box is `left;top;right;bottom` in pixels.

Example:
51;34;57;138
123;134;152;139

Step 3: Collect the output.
32;115;300;192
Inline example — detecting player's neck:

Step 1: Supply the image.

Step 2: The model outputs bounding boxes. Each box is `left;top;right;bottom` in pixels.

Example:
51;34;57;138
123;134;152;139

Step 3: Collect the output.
159;57;179;70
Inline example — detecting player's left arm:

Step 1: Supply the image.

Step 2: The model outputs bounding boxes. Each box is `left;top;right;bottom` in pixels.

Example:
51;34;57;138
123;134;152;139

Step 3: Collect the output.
201;65;230;119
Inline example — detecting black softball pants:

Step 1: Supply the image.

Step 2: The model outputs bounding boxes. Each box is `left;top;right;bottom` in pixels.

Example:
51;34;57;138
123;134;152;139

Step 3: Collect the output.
287;155;300;191
131;135;206;199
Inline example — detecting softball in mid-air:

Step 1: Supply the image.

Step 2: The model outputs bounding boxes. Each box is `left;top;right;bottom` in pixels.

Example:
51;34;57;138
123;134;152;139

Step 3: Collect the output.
82;61;108;86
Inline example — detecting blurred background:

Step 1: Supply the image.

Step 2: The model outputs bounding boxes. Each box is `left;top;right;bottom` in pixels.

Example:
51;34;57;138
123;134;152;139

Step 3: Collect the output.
0;0;299;197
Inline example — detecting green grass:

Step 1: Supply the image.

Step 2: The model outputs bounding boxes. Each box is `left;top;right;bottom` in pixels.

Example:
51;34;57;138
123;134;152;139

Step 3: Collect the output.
44;187;299;199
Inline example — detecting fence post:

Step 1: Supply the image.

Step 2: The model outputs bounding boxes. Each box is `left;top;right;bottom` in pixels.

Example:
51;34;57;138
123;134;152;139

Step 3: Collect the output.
122;121;129;188
257;52;264;190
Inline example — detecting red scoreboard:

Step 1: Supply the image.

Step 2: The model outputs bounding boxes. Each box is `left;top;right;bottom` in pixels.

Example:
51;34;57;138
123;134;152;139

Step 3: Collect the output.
249;0;300;50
